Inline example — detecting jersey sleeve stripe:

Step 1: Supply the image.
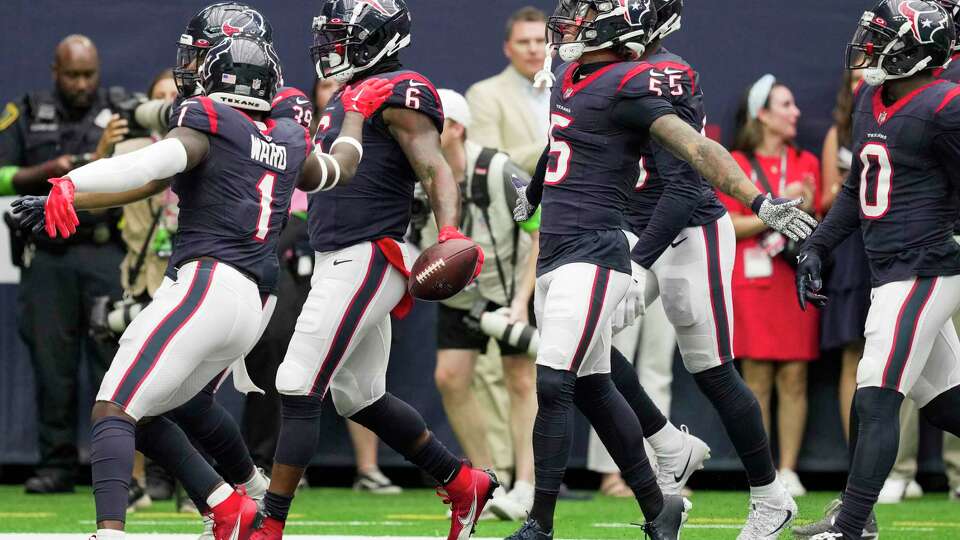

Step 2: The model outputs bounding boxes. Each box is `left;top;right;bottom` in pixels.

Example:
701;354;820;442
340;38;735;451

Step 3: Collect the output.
654;61;697;93
617;63;655;92
936;86;960;113
197;96;219;134
387;73;441;103
272;87;306;106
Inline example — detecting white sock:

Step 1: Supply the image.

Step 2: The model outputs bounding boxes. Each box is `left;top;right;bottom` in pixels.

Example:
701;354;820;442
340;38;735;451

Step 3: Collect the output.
95;529;126;539
647;422;685;457
750;478;785;502
206;482;235;509
243;468;268;500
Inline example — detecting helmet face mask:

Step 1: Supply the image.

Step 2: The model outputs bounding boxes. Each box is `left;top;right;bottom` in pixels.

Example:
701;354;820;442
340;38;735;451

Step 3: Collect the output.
311;0;412;83
846;1;956;86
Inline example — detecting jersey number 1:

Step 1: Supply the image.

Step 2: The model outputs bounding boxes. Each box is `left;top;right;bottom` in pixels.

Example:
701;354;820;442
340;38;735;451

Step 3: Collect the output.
254;172;277;242
858;143;892;219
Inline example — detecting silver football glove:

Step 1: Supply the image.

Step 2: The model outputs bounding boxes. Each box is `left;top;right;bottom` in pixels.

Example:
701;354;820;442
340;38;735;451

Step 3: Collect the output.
753;195;819;241
511;174;536;222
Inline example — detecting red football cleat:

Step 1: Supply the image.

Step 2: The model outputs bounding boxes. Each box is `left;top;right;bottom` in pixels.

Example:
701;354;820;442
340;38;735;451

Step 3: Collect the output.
437;465;500;540
211;488;259;540
249;515;285;539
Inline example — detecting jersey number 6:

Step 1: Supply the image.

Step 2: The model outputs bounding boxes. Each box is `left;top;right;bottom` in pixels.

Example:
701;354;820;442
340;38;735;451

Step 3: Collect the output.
858;143;892;219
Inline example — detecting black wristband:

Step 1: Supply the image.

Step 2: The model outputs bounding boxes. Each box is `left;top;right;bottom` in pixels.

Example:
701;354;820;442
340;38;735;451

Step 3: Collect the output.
750;194;766;215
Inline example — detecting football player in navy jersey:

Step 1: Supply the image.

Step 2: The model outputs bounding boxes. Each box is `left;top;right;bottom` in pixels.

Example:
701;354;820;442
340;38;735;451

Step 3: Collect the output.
13;35;394;540
252;2;495;540
507;2;817;540
593;1;798;537
792;2;960;539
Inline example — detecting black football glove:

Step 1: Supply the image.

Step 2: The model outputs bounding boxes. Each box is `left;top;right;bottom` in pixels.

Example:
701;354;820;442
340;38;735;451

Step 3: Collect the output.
795;251;828;311
10;196;47;235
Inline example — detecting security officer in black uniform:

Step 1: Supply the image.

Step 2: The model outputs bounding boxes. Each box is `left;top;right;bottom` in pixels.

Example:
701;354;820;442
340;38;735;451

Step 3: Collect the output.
0;34;132;494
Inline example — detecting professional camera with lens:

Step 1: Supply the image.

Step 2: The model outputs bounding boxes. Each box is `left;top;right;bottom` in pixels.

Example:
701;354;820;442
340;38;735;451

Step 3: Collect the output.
464;304;539;356
110;92;174;141
89;295;149;342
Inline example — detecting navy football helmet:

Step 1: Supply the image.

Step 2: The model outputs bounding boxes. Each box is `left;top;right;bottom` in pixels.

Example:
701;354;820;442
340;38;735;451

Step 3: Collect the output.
846;0;956;85
546;0;658;61
175;2;273;96
311;0;412;83
935;0;960;50
200;34;282;111
648;0;683;43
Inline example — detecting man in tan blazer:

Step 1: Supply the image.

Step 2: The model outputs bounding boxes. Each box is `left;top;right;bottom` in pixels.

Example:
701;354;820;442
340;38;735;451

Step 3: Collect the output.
466;7;549;175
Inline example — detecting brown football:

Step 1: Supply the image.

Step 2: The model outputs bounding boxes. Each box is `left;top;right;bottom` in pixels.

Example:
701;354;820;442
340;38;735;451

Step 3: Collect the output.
408;239;480;301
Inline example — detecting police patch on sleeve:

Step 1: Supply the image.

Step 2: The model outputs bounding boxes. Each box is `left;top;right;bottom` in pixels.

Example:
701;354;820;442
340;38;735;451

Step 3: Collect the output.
0;102;19;132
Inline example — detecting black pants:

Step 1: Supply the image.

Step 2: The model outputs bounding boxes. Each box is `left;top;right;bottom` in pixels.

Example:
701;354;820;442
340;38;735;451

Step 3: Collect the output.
18;243;123;476
242;264;310;470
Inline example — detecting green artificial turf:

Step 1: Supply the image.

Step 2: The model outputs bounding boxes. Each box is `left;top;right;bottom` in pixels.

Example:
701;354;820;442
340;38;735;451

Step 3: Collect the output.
1;485;959;538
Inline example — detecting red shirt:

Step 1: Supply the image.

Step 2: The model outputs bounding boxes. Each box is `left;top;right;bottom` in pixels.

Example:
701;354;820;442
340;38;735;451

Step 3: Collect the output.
717;147;822;361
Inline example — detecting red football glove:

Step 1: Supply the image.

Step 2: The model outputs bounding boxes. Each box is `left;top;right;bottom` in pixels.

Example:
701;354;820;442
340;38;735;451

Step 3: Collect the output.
341;78;395;119
44;177;79;238
439;226;484;279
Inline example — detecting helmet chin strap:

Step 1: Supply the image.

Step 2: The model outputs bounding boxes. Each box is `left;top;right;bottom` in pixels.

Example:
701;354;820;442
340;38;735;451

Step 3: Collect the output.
863;67;888;86
533;43;558;89
558;42;585;62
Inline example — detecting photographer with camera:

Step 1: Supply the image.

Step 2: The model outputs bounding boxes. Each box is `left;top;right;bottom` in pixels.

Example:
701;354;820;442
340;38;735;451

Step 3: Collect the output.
423;89;540;521
0;35;139;494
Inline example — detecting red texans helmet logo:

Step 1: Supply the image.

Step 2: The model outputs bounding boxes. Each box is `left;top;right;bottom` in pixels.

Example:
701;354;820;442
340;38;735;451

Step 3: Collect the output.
222;21;243;36
898;0;947;42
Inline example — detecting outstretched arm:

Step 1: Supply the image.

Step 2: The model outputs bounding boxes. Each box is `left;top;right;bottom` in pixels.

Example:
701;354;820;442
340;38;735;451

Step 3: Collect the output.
385;107;460;229
647;113;817;240
73;180;171;210
648;114;761;206
25;127;207;237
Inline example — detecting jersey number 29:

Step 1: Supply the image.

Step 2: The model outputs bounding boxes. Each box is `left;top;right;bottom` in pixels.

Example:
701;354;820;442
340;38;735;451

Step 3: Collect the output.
858;143;892;219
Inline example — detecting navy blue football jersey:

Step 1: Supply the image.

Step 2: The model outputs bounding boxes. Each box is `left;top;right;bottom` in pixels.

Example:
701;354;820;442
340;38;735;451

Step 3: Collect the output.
167;96;311;291
271;86;314;129
537;60;676;275
843;80;960;284
622;49;727;267
935;52;960;82
308;70;444;252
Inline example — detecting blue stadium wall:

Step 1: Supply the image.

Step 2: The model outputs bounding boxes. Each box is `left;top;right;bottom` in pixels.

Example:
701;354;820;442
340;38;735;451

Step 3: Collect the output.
0;0;950;474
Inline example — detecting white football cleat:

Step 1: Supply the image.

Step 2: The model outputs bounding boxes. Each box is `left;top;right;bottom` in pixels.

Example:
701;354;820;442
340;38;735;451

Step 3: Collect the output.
655;425;711;496
737;489;797;540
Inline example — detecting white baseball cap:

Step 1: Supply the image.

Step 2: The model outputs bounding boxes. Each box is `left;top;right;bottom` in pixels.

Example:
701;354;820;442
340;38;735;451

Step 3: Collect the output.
438;88;472;130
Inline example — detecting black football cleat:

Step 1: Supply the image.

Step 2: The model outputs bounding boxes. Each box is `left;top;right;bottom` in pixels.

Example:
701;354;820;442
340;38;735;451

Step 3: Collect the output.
792;498;878;539
505;518;553;540
641;495;690;540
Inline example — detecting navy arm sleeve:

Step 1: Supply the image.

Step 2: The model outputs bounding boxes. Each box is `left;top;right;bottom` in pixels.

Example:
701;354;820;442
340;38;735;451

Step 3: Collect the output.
525;145;549;208
805;170;860;258
631;143;704;268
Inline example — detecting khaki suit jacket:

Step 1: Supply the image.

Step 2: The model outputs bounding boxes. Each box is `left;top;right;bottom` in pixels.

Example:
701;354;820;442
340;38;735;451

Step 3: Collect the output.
466;66;547;175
